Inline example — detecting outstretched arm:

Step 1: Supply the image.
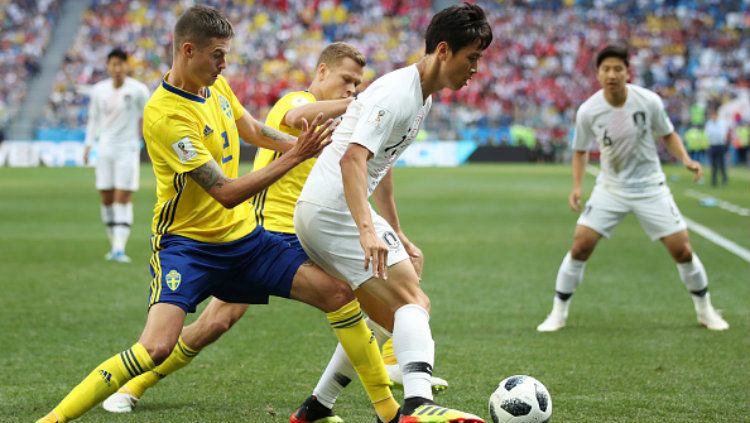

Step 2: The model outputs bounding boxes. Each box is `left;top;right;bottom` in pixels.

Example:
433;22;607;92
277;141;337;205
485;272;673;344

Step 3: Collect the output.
663;131;702;182
235;110;297;153
284;98;353;130
191;114;335;208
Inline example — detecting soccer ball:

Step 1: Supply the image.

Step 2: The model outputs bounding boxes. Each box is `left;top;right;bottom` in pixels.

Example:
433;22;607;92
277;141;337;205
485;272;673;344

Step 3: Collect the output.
488;375;552;423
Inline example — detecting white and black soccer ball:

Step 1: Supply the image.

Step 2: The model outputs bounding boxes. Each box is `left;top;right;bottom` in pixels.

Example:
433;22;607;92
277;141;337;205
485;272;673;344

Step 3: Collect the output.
488;375;552;423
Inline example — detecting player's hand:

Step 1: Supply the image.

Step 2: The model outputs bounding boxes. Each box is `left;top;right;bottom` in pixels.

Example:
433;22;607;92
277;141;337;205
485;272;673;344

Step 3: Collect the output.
568;188;582;212
398;231;424;277
82;145;91;165
360;229;389;280
291;113;336;161
683;158;703;182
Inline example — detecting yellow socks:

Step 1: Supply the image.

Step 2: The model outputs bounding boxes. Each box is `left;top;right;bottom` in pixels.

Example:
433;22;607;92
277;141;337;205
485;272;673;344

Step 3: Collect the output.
121;336;199;398
381;338;397;365
50;343;154;422
327;300;399;422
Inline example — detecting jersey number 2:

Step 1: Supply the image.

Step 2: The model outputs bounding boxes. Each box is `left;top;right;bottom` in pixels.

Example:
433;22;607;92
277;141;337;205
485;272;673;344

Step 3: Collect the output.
220;131;233;164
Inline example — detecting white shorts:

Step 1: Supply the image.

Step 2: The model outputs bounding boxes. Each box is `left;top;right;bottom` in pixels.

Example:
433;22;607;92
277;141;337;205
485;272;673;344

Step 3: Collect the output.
95;146;140;191
294;200;410;287
577;184;687;241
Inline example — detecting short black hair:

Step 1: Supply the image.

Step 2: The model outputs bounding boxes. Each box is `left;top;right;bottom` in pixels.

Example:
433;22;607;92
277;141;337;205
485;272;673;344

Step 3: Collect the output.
107;48;128;62
425;2;493;54
596;43;629;68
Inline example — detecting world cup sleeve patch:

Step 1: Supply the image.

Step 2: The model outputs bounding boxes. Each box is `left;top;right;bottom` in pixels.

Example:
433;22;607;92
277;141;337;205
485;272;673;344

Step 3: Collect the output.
366;106;390;133
171;137;198;163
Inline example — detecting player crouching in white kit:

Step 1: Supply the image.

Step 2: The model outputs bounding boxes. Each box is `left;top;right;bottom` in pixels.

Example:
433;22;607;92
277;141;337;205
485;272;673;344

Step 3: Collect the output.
537;43;728;332
83;48;150;263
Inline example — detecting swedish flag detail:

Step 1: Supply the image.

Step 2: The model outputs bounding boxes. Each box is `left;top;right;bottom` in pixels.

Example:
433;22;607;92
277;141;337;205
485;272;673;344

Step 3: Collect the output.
329;310;364;329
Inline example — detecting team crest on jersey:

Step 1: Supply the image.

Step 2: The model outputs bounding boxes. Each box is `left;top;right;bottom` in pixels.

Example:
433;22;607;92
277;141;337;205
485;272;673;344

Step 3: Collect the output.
367;107;389;132
203;125;214;137
219;95;232;119
171;137;197;163
165;270;182;291
291;96;310;107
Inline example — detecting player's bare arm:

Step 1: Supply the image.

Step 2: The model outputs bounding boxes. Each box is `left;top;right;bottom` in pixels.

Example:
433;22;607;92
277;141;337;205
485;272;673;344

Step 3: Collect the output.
340;142;389;279
569;150;588;212
191;114;335;208
372;169;423;275
284;97;353;130
662;131;702;181
235;110;296;153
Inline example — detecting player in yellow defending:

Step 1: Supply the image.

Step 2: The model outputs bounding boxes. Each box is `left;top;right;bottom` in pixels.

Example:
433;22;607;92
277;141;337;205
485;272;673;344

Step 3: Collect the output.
101;43;445;422
37;7;398;423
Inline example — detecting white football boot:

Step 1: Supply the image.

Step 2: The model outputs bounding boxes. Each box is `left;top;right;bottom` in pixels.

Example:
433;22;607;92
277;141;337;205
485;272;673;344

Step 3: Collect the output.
102;392;139;413
537;297;569;332
696;305;729;331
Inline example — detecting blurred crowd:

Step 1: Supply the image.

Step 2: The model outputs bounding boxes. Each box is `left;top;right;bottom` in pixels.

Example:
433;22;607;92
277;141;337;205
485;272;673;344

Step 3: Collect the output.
0;0;60;127
7;0;750;159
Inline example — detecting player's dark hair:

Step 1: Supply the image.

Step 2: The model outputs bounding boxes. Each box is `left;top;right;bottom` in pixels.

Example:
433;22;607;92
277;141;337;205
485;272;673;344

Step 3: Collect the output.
317;42;366;69
174;5;234;55
107;48;128;62
425;2;492;54
596;43;629;68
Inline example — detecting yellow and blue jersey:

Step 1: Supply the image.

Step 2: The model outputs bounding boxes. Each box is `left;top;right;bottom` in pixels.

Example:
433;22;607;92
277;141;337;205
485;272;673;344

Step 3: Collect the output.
143;74;256;244
252;90;317;234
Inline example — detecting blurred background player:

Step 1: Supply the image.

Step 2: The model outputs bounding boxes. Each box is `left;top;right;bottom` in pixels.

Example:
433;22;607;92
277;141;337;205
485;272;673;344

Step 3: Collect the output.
704;109;731;187
537;43;729;333
83;48;150;263
293;4;493;422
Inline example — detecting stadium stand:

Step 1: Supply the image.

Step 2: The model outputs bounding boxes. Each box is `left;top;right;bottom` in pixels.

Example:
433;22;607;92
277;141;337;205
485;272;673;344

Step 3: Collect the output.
0;0;61;129
26;0;750;155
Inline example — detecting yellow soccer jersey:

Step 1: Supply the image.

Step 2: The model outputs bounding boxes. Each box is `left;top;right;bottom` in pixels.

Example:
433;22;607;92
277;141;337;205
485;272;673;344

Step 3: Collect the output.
143;74;256;243
251;91;317;234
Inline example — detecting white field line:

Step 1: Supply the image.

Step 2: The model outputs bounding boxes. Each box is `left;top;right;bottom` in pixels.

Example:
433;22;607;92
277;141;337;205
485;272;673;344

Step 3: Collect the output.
584;165;750;263
684;189;750;217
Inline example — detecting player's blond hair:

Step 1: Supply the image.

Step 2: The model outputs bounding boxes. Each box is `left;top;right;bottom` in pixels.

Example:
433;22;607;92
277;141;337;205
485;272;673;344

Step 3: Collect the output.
316;42;366;69
173;5;234;57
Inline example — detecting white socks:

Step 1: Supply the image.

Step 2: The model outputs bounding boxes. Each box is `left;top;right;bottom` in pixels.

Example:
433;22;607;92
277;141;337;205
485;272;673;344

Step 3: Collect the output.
676;254;711;309
554;252;586;299
392;304;434;401
312;318;391;409
100;204;114;242
111;202;133;253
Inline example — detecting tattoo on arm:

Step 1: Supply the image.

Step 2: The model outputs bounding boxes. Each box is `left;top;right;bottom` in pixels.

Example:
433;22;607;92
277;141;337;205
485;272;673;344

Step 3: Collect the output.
261;124;295;143
188;160;228;191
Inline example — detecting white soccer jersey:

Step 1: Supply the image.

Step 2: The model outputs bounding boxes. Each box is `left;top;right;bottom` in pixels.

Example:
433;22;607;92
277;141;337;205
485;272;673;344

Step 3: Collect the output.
84;77;150;149
299;64;432;210
573;84;674;194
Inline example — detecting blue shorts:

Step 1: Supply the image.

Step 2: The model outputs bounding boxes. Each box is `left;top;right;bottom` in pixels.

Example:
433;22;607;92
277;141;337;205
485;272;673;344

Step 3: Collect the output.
268;231;302;251
148;227;309;313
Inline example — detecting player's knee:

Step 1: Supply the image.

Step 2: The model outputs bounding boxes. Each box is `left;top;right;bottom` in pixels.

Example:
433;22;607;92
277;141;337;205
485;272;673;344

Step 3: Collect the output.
320;280;356;312
205;316;237;338
672;244;693;263
570;244;593;261
144;342;175;365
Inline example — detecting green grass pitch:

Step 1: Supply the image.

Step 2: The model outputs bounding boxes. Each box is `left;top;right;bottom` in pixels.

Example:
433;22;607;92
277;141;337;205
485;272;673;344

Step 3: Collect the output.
1;163;747;422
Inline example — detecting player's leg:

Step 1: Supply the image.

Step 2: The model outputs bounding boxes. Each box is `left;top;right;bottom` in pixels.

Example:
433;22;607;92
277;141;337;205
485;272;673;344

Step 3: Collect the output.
95;153;116;257
109;151;139;262
104;299;250;413
538;186;627;332
37;303;185;423
290;263;400;423
662;231;729;330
